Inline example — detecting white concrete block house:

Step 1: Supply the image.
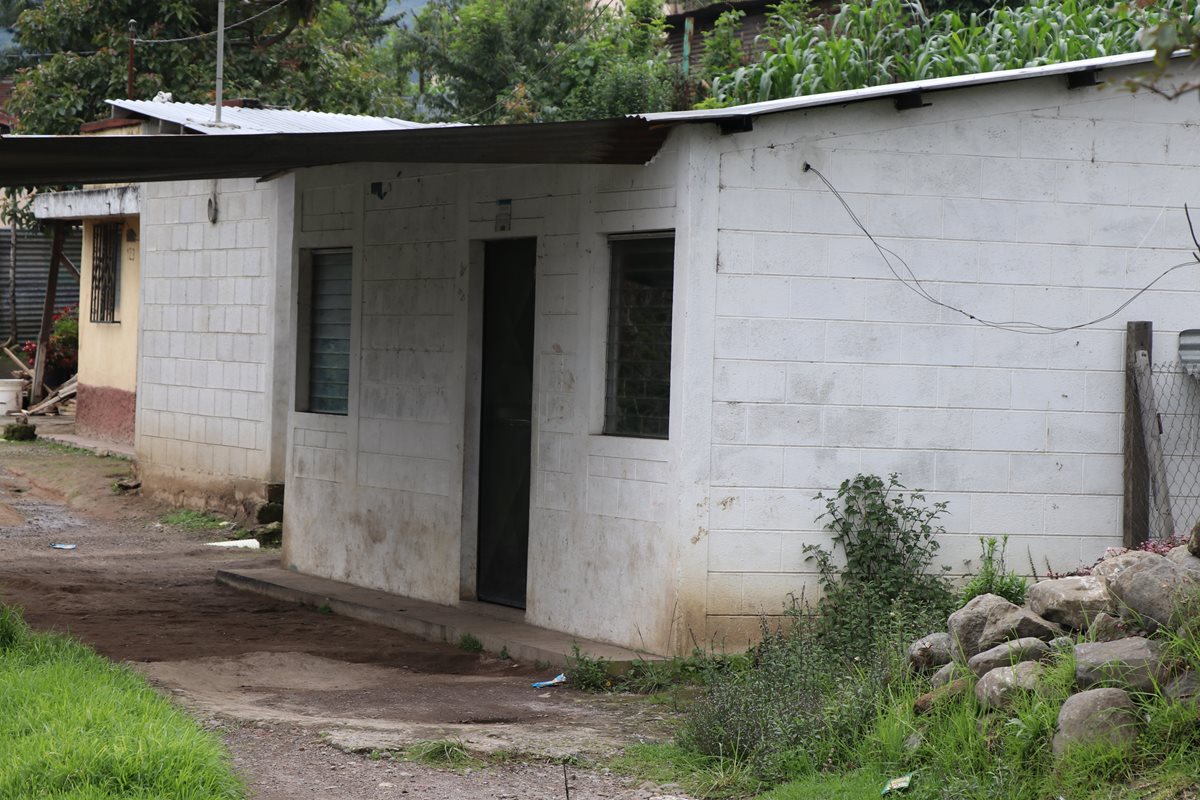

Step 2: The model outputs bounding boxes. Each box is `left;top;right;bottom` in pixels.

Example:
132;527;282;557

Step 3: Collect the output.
131;52;1200;654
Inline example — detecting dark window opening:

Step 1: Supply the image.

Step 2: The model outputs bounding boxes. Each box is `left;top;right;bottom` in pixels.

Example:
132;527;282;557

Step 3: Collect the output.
299;249;352;415
90;222;121;323
604;235;675;439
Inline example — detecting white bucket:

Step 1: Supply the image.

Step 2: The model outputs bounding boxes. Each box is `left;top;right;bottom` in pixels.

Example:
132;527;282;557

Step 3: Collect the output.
0;379;24;415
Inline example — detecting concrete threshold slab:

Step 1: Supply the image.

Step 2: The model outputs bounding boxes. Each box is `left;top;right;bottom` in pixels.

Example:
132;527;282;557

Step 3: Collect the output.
215;566;662;669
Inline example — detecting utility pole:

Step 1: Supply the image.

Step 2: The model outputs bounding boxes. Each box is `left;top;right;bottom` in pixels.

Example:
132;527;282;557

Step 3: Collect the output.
127;20;136;98
214;0;225;124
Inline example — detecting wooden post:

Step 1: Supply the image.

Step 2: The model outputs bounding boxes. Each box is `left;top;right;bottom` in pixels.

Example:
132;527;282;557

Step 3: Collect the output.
30;222;65;404
1123;321;1152;548
1133;350;1174;539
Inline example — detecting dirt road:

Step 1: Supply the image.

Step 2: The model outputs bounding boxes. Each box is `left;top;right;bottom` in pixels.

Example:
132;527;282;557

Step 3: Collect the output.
0;439;684;799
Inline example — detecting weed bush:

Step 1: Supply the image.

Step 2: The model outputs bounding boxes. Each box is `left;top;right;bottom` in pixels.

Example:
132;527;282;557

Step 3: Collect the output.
679;474;955;782
456;632;483;653
959;535;1027;607
806;473;954;658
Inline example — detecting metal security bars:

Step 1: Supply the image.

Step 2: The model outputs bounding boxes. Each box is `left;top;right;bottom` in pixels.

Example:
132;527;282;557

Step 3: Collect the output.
89;222;121;323
303;249;352;415
604;235;675;439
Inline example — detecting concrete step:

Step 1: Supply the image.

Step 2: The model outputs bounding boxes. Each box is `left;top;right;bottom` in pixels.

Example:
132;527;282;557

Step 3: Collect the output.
215;566;662;669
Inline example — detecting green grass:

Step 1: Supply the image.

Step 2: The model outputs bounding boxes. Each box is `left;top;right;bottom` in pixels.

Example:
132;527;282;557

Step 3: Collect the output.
404;739;478;769
161;509;229;530
0;604;243;799
756;768;890;799
610;743;767;799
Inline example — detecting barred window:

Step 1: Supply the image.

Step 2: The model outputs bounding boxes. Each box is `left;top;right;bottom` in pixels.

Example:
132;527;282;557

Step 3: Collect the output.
89;222;121;323
603;235;675;439
297;249;352;415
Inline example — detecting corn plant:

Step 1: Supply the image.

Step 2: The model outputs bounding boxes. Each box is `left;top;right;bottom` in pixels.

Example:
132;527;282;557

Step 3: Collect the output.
705;0;1199;107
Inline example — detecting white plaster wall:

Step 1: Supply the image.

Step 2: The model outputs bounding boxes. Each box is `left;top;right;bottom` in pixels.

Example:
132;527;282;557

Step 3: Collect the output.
705;62;1200;644
137;176;293;509
283;142;707;653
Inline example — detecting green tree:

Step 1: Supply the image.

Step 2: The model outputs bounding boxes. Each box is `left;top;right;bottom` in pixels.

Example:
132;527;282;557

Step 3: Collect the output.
396;0;681;123
8;0;403;134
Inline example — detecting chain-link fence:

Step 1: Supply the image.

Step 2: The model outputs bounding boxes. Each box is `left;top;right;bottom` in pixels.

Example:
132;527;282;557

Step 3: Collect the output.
1126;357;1200;542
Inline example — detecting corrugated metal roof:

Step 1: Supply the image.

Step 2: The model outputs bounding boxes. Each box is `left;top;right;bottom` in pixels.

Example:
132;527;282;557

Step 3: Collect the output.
643;50;1167;123
107;99;433;135
0;117;670;186
0;228;82;345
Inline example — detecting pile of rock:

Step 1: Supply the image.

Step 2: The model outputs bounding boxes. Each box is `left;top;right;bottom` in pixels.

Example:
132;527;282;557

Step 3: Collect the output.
907;542;1200;756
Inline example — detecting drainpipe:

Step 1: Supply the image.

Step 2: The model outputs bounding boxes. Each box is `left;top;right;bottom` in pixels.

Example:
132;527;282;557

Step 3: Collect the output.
214;0;225;124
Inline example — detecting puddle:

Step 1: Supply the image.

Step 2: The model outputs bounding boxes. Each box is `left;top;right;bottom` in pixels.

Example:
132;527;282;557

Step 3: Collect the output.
0;494;87;536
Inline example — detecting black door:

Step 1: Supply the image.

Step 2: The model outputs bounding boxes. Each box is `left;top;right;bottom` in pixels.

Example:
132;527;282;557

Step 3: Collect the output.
476;239;536;608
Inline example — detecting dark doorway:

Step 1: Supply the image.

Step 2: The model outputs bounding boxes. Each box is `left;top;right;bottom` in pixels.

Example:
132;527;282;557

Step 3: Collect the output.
476;238;537;608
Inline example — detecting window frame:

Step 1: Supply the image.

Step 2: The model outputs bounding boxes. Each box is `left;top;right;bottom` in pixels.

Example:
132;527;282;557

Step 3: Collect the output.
295;247;353;416
602;232;676;440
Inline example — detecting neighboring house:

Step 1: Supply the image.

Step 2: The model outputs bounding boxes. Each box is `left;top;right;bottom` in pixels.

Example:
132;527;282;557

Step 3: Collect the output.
5;52;1199;656
32;118;143;441
34;100;427;503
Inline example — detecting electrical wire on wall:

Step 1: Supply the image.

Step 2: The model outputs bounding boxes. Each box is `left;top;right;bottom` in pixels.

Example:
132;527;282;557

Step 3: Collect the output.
802;161;1200;336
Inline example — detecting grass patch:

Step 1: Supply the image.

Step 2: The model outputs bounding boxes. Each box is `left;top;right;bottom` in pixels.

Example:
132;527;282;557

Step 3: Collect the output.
161;509;229;530
610;743;766;799
0;603;243;799
456;632;483;653
756;767;890;799
404;739;477;769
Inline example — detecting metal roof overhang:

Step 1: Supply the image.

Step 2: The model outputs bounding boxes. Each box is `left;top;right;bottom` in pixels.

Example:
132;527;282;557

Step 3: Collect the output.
0;116;672;187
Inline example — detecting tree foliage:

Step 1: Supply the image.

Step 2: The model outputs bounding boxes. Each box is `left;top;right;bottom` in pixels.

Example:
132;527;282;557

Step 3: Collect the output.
8;0;402;134
396;0;682;123
702;0;1199;107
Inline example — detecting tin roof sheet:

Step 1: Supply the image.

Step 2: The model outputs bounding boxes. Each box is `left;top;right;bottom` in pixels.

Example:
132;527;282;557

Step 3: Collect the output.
107;99;432;134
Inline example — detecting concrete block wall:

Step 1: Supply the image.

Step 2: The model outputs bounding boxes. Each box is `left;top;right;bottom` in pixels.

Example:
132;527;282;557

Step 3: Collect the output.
704;63;1200;645
137;177;290;512
284;145;698;654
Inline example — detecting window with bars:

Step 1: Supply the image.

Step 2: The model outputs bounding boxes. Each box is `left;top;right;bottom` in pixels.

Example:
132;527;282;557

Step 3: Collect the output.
603;235;675;439
89;222;121;323
297;249;352;415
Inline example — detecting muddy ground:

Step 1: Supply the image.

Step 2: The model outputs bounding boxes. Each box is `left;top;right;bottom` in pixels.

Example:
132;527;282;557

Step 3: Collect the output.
0;438;688;800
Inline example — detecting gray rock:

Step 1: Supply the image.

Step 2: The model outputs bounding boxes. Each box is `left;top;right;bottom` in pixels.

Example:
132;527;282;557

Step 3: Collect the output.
1027;575;1113;630
1052;688;1140;756
1087;612;1132;641
1164;671;1198;704
1092;550;1159;581
908;632;953;673
967;637;1050;678
978;606;1063;652
975;661;1044;709
949;594;1063;660
930;661;961;688
949;594;1018;660
1109;555;1200;632
1049;636;1075;651
1166;545;1200;574
1074;637;1167;693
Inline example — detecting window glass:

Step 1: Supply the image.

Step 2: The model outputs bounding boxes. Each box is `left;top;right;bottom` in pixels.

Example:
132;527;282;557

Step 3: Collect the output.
303;249;352;415
604;235;675;439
